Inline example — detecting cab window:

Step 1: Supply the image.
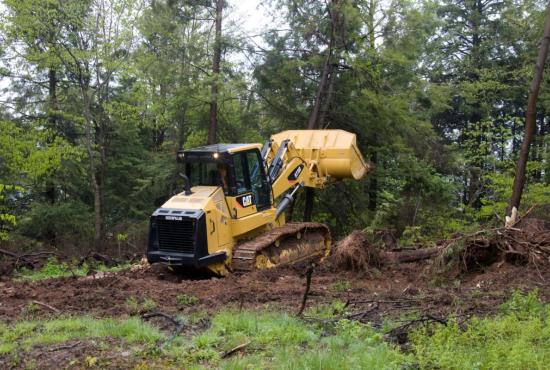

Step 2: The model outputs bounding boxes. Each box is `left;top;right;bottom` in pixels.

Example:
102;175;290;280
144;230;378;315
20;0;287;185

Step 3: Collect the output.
246;151;271;210
233;153;250;194
186;162;229;194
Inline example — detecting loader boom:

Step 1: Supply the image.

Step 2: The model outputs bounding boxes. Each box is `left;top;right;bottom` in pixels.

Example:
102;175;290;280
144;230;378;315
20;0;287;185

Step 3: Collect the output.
266;130;370;199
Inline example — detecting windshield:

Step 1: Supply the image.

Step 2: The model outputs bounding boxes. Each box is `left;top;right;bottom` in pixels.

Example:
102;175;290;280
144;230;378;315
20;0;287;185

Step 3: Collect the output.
186;162;229;192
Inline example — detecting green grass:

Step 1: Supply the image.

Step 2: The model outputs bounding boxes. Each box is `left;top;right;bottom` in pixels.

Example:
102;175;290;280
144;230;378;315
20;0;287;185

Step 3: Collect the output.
0;316;164;355
411;290;550;370
14;258;134;282
164;309;410;369
3;292;548;369
1;309;409;368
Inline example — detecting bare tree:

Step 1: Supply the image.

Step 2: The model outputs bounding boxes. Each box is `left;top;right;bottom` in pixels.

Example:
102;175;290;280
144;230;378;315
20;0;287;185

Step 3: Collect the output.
208;0;223;145
304;0;346;221
507;1;550;226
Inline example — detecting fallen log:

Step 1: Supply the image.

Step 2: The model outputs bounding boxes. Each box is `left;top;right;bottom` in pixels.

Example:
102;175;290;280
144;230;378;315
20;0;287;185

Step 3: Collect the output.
380;246;444;264
32;300;61;314
221;341;251;358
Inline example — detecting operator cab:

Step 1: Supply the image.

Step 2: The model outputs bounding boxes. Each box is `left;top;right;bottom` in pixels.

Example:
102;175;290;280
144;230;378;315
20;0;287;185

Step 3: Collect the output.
177;144;272;212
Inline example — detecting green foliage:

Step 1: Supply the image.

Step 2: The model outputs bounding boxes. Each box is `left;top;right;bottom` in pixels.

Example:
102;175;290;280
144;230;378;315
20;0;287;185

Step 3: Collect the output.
479;172;550;222
177;294;199;307
15;258;88;282
17;202;93;243
0;184;20;241
499;289;545;319
14;258;133;282
0;0;549;249
411;290;550;370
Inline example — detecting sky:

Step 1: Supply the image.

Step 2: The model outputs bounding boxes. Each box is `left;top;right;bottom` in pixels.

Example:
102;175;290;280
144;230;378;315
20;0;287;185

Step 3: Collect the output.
229;0;266;35
0;0;272;102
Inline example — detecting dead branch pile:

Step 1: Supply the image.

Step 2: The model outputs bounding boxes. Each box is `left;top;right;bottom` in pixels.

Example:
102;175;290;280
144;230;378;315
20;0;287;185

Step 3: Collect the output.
442;221;550;272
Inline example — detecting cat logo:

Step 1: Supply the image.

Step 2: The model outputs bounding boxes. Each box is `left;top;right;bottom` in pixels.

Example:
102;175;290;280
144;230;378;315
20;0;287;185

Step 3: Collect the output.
288;164;304;181
236;193;254;208
165;216;183;221
242;194;253;207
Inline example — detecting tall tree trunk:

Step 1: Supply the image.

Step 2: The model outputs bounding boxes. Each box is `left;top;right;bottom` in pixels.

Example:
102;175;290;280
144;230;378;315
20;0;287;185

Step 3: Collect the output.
318;67;336;129
304;0;341;220
308;0;341;129
303;188;314;222
208;0;222;145
81;83;105;250
48;68;58;130
508;1;550;224
177;107;187;150
46;68;58;206
307;49;333;129
368;151;378;211
44;68;59;244
98;121;108;250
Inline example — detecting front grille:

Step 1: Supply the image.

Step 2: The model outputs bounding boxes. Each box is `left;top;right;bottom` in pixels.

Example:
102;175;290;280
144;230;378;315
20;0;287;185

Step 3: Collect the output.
156;218;195;254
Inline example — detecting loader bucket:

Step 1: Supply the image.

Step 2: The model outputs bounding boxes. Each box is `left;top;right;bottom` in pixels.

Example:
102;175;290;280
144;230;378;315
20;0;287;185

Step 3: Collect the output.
270;130;371;180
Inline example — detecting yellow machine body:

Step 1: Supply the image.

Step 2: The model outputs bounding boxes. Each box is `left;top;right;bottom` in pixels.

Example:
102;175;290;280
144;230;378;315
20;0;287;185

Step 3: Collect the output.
146;130;372;275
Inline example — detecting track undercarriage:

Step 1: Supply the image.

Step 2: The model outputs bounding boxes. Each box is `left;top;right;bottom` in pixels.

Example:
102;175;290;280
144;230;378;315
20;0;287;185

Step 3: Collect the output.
231;222;331;273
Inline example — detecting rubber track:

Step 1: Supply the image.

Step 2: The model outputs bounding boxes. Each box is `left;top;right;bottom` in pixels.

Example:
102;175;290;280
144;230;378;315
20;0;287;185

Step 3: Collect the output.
231;222;330;272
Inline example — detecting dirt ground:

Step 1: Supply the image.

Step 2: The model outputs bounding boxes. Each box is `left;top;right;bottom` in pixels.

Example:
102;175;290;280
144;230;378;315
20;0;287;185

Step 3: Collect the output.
1;258;548;324
1;253;550;369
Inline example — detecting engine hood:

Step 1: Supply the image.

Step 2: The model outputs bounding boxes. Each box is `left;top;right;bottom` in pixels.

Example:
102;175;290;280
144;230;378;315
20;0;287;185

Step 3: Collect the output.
161;186;219;210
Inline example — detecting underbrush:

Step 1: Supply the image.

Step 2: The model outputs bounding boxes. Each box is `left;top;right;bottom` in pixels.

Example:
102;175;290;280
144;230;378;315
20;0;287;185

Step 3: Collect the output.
411;290;550;370
14;258;134;282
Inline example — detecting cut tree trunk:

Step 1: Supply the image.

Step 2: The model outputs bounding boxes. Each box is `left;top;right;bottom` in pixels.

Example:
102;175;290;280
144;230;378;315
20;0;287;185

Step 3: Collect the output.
508;0;550;225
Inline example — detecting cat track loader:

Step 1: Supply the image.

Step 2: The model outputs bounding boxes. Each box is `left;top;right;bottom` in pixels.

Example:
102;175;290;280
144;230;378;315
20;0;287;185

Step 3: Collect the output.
146;130;371;276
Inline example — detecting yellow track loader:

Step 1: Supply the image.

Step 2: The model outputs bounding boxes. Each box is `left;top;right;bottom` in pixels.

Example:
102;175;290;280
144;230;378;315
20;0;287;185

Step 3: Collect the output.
146;130;371;275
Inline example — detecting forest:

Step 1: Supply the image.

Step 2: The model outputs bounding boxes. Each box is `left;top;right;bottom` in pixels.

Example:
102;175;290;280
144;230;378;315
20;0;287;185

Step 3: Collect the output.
1;0;550;369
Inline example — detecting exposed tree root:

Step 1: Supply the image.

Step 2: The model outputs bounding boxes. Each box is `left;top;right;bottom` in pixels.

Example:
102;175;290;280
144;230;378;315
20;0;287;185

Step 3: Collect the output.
330;218;550;273
330;231;442;271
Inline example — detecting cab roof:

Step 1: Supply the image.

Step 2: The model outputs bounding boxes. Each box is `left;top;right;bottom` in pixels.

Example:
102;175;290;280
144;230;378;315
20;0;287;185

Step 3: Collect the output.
184;143;261;154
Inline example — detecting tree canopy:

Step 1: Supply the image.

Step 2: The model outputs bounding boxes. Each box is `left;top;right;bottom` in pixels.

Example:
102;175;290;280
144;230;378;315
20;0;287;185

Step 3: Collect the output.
1;0;549;249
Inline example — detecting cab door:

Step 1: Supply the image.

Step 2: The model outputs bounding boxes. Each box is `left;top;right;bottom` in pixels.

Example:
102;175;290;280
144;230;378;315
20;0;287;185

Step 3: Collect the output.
244;150;271;211
229;150;271;218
